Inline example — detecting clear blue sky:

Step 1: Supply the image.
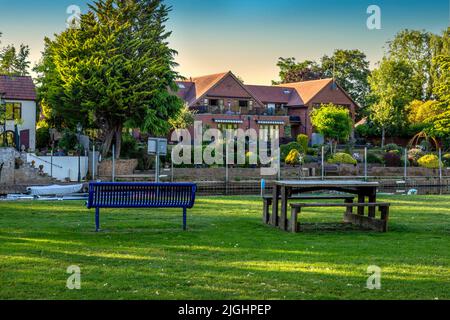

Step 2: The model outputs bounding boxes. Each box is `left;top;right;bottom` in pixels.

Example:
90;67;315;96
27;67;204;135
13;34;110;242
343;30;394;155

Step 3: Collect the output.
0;0;448;84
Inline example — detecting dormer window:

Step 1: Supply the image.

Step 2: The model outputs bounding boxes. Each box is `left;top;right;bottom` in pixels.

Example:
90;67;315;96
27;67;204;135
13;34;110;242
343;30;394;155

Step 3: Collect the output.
283;90;291;94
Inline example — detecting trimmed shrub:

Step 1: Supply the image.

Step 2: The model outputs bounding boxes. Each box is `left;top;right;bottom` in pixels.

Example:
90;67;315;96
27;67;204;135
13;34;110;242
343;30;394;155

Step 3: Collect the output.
285;149;300;165
408;148;425;166
383;143;402;153
418;154;442;169
327;153;357;165
281;142;302;162
296;134;309;153
58;130;78;153
306;147;318;156
443;153;450;167
383;151;402;167
367;152;383;164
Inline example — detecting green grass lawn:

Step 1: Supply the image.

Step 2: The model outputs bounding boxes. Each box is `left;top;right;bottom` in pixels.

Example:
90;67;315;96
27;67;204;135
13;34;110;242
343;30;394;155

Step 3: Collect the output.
0;195;449;300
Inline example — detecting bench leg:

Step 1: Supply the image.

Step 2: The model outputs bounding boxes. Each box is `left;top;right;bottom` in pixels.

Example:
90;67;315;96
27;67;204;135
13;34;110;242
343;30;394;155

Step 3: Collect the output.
183;207;187;231
380;206;390;232
95;208;100;232
263;198;272;224
289;207;300;233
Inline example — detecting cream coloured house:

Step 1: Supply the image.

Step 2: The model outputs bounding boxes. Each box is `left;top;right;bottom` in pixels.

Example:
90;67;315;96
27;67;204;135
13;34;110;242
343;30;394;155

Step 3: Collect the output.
0;75;37;151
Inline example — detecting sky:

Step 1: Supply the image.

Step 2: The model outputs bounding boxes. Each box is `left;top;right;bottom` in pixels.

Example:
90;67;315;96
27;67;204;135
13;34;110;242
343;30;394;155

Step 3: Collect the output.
0;0;448;84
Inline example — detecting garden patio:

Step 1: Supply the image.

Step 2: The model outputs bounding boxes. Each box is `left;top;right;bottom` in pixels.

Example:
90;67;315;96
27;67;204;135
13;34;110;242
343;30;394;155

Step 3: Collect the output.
0;195;448;300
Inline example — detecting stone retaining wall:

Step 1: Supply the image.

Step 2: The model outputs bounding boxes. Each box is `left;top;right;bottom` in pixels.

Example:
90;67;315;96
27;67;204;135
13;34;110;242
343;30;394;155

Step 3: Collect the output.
98;159;139;176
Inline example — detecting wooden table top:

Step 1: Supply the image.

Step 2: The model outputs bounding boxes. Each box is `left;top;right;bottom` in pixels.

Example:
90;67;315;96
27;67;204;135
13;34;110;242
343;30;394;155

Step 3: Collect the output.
275;180;379;187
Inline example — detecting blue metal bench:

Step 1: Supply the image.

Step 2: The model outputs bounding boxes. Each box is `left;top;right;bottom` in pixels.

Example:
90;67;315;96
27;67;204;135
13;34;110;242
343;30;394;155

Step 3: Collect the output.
86;182;197;232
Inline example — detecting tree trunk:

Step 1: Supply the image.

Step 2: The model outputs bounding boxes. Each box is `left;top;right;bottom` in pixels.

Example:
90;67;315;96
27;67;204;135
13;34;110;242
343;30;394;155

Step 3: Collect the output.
114;125;123;160
101;129;115;158
381;127;386;148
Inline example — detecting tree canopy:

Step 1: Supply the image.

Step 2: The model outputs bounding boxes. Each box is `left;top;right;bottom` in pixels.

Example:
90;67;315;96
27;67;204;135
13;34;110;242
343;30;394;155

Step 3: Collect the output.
34;0;183;158
0;32;30;76
310;103;352;145
273;50;371;113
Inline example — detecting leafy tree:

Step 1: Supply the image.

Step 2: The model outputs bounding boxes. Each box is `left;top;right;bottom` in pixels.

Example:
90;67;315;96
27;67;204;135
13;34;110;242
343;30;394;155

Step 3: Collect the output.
0;32;30;76
169;106;196;130
368;58;418;145
425;28;450;139
407;100;444;124
386;29;434;99
321;49;371;111
34;0;183;158
273;57;323;84
310;103;352;152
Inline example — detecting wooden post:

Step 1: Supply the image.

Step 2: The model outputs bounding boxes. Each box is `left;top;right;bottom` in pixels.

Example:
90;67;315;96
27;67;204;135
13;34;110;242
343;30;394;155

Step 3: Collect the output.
279;186;288;231
290;207;300;233
271;185;280;226
364;147;368;181
321;146;325;180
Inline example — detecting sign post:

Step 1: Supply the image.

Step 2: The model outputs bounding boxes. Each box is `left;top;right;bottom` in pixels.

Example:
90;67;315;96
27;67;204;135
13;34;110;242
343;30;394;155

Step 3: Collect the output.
148;138;168;183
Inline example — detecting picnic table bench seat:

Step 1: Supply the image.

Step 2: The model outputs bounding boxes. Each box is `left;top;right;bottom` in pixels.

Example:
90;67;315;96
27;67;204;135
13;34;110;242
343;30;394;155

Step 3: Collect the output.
86;182;197;232
263;194;355;224
289;202;391;233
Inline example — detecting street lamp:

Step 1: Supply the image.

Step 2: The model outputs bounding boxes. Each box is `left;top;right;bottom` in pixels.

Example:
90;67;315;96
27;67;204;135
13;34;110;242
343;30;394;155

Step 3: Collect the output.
0;93;6;147
76;123;83;182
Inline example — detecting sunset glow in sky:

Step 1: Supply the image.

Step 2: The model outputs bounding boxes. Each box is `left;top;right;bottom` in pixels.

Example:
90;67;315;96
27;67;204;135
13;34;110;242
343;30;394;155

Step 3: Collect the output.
0;0;448;84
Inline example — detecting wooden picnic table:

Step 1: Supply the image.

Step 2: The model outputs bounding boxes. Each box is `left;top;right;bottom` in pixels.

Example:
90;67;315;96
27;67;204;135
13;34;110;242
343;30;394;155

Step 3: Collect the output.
271;180;379;230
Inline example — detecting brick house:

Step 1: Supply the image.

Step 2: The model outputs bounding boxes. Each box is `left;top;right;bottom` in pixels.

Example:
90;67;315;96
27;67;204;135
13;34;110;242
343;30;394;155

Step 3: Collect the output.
0;75;37;151
175;71;358;143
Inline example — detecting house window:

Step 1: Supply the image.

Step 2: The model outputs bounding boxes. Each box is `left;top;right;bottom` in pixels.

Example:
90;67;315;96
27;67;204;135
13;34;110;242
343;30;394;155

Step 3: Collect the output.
239;100;249;108
5;103;22;121
209;99;219;106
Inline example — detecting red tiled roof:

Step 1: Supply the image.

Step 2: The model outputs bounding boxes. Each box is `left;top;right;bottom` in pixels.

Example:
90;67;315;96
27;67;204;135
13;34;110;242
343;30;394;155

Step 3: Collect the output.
0;75;36;101
276;78;334;105
245;84;305;106
175;72;347;108
176;72;229;105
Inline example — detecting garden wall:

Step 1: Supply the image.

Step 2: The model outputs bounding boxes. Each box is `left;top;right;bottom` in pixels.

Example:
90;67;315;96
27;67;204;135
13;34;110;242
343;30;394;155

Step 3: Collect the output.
98;159;139;177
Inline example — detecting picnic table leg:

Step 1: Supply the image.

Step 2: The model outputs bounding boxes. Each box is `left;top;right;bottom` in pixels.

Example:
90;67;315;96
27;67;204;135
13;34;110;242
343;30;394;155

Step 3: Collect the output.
368;188;377;218
271;186;280;226
357;192;365;216
183;207;187;231
279;186;288;231
95;208;100;232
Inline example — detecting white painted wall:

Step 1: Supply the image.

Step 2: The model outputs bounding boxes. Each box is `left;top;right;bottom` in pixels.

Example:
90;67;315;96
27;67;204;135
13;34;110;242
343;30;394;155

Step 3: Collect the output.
27;153;89;182
2;99;37;151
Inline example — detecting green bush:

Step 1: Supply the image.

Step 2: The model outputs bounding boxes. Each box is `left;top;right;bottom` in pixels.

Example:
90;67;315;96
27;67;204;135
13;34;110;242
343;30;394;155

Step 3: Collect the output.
383;143;402;153
367;152;383;164
58;130;78;152
36;127;51;150
408;148;425;166
121;133;140;159
285;149;301;165
418;154;442;169
281;142;302;162
443;153;450;167
296;134;309;153
355;123;379;138
327;153;357;165
306;147;318;156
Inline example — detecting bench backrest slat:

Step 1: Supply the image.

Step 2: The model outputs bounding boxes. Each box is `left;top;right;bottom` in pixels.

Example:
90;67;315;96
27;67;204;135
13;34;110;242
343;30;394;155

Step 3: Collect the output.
87;182;197;209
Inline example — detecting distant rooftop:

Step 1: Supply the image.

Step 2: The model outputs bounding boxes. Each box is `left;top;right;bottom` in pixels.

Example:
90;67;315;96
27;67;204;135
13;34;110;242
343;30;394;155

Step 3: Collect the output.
0;75;36;101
